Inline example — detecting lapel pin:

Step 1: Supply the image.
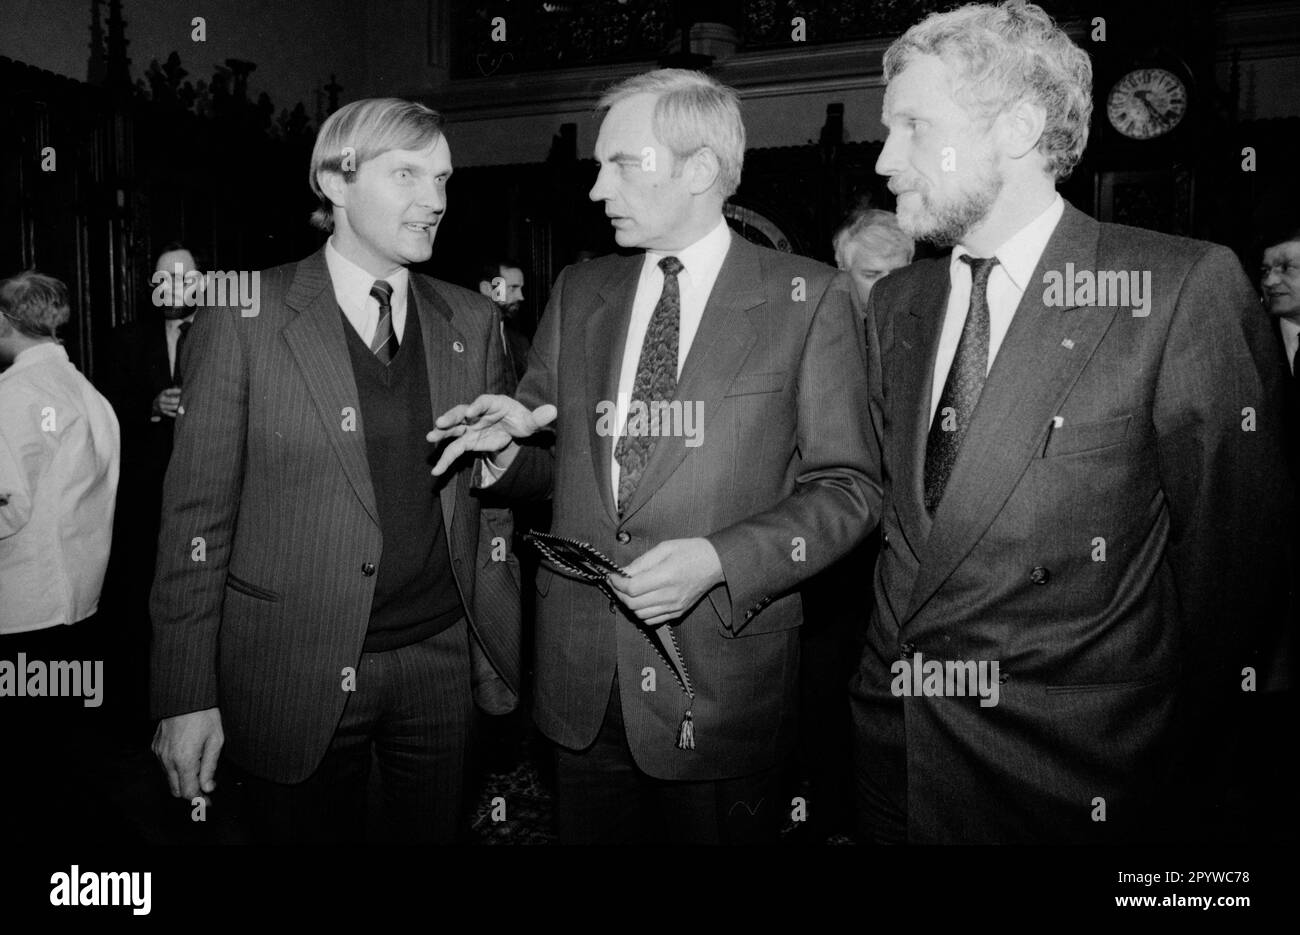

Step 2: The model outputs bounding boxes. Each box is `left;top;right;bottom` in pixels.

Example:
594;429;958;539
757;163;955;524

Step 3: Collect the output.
1052;416;1064;428
452;340;465;353
1061;338;1075;349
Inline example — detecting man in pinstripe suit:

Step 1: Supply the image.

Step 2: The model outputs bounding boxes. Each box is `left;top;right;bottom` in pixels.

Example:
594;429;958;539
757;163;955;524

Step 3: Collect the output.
149;99;532;843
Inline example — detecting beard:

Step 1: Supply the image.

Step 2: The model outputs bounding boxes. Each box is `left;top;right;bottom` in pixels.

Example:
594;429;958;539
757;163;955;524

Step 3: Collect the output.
896;161;1003;248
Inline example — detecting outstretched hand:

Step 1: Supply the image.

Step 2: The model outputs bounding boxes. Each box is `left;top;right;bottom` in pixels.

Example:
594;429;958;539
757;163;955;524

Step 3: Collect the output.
427;393;556;476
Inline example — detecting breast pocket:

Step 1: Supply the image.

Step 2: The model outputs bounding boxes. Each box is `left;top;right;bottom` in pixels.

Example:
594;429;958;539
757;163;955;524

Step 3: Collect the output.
1041;414;1132;458
724;371;787;397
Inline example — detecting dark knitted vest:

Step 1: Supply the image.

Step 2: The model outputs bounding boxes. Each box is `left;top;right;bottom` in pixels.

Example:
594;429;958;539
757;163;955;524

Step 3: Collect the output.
340;293;462;651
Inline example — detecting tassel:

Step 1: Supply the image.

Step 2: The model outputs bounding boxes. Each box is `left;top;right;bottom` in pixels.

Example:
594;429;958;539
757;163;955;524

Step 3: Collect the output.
676;708;695;750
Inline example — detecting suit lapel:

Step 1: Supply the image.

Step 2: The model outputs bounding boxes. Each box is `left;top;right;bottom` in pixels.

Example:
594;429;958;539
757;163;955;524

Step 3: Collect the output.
281;248;380;527
891;267;950;546
619;233;762;519
904;205;1117;623
411;274;471;535
584;258;641;524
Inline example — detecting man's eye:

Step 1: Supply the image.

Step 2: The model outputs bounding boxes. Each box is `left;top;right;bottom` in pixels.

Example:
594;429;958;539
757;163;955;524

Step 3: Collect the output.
395;169;412;180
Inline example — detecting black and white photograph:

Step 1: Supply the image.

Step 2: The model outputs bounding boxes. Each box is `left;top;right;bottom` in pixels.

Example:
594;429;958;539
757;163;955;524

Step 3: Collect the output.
0;0;1295;918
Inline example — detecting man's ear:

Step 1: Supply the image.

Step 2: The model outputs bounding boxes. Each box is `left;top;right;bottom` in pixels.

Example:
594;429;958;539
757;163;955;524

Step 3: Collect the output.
996;99;1047;162
317;168;349;210
685;147;722;196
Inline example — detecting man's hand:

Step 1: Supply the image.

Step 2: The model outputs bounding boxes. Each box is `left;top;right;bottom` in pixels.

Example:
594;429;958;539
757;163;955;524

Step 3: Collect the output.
152;707;223;800
426;394;556;476
152;387;182;419
607;538;725;626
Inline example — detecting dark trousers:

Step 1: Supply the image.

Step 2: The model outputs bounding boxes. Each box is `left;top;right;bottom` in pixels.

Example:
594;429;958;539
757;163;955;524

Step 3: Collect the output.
0;616;113;842
232;619;473;844
554;674;781;844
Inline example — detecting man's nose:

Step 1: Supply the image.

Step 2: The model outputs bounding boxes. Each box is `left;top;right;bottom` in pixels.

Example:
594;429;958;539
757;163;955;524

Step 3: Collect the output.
876;131;903;178
589;165;612;202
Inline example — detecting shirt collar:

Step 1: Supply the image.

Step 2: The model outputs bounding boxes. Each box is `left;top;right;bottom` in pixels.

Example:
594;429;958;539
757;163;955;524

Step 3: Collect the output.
643;216;732;285
325;238;410;311
2;341;67;378
952;194;1065;292
1280;317;1300;350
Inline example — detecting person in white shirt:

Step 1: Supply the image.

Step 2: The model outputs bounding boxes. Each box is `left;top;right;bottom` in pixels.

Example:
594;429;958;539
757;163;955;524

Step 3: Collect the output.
0;269;120;839
0;271;120;633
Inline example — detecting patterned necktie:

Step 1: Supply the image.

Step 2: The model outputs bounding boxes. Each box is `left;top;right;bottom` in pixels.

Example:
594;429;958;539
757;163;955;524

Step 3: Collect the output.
173;319;192;386
616;255;684;513
923;254;1000;513
370;280;398;364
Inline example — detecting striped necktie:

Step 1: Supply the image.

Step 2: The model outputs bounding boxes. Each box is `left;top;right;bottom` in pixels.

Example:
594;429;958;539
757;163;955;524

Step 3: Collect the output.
370;279;397;364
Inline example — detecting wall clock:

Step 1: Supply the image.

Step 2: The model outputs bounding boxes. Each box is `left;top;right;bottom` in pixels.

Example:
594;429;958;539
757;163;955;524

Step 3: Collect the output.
1106;67;1189;140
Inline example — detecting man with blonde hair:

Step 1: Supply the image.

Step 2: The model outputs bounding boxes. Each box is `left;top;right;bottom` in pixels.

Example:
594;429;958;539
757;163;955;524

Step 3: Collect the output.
430;68;878;843
851;0;1292;844
832;208;915;310
149;98;532;842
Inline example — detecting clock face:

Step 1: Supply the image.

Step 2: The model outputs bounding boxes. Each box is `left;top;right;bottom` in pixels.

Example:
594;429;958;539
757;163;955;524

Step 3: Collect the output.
1107;68;1189;140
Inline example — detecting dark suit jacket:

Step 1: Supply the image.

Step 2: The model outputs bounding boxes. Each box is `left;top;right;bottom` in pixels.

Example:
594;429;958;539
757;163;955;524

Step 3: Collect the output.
494;232;881;781
853;202;1293;843
150;247;530;783
99;316;178;505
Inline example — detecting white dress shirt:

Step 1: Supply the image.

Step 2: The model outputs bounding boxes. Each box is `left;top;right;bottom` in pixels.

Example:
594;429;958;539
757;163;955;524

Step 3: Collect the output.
609;216;732;500
0;343;120;633
930;195;1065;423
325;238;409;345
165;314;194;379
1279;318;1299;375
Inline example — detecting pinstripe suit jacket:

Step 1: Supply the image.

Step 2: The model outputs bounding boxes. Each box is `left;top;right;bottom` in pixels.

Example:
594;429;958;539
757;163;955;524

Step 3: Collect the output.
149;247;527;783
495;232;882;781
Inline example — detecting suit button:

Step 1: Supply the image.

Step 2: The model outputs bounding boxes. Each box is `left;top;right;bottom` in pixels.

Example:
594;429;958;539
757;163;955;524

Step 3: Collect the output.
1030;566;1050;585
900;641;916;657
616;531;631;544
882;531;890;549
362;562;376;576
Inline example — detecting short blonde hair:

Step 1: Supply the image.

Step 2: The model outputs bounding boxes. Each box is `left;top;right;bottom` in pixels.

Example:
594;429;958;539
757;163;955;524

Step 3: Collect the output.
883;0;1093;181
834;209;915;267
597;69;746;199
309;98;445;231
0;270;70;338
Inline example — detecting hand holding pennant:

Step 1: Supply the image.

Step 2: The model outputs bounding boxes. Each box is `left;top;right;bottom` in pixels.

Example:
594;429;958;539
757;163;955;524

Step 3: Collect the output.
522;530;697;749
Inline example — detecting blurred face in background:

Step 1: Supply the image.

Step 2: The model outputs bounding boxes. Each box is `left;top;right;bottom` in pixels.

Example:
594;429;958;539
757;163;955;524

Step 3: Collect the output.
154;249;199;320
835;234;911;308
1261;240;1300;322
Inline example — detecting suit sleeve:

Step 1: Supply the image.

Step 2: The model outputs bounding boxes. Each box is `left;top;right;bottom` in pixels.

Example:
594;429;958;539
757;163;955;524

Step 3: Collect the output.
148;303;248;719
706;272;883;632
1154;245;1293;690
482;267;561;502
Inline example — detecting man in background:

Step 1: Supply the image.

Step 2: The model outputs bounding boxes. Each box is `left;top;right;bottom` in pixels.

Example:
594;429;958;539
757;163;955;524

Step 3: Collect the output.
0;270;120;839
478;258;530;382
97;243;199;730
832;208;915;312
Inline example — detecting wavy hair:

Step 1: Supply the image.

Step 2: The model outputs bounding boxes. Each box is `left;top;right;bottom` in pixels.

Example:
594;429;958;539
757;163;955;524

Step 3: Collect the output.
883;0;1093;181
